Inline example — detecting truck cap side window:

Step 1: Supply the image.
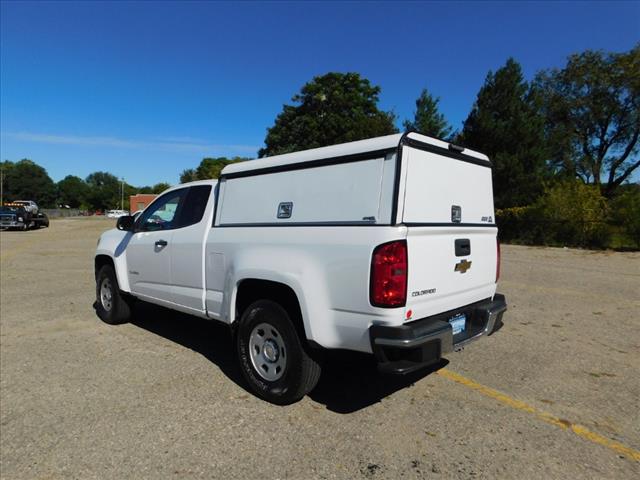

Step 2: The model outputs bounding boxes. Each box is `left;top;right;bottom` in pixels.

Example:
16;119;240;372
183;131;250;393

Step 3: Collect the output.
138;189;186;232
176;185;212;228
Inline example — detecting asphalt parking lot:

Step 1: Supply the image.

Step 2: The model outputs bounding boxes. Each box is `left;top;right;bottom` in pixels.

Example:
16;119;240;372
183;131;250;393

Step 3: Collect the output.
1;217;638;479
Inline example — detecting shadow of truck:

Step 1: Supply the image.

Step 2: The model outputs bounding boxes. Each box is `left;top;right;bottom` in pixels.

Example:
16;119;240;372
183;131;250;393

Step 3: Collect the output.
119;301;445;414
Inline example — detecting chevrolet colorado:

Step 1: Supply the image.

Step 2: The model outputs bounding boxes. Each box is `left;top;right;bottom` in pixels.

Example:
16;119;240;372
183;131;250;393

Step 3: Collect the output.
95;132;507;404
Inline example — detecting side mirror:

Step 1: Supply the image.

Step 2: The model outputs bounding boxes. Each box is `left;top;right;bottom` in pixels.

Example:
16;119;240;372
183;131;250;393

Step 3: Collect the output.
116;215;135;232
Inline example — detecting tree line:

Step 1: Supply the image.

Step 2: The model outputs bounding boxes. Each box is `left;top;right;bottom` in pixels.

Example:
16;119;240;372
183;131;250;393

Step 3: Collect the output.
0;160;171;211
2;44;638;247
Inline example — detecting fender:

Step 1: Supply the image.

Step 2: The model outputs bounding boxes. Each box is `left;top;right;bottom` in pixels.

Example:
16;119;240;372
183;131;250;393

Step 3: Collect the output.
224;251;331;345
95;228;133;293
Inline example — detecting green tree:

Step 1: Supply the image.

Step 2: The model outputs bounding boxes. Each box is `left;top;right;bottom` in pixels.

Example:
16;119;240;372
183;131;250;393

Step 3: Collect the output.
1;159;57;207
610;184;640;247
152;182;172;194
0;160;15;205
195;157;246;179
460;58;549;209
57;175;89;208
259;72;398;157
179;169;198;183
535;45;640;196
403;88;452;139
85;171;121;210
180;157;248;182
533;180;610;248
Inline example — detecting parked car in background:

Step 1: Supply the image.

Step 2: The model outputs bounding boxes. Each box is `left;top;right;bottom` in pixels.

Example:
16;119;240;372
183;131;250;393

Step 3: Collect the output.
95;132;507;404
106;210;128;218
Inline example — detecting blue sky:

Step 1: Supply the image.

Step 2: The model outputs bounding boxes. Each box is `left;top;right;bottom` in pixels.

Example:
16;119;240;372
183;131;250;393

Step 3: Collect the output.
1;1;638;186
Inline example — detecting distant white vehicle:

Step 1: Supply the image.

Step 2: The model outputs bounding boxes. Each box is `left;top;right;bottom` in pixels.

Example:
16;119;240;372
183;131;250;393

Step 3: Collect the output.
106;210;128;218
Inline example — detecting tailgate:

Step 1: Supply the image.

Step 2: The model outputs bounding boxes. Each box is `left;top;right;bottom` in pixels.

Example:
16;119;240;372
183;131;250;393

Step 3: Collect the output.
401;143;498;319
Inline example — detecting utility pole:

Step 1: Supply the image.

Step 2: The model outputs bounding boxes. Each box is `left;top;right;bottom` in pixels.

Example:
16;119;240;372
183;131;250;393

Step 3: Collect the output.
0;167;3;206
120;177;125;210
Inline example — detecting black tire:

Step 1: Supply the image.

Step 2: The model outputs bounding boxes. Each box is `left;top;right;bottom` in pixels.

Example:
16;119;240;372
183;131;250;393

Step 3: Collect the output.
95;264;131;325
39;214;49;228
236;300;321;405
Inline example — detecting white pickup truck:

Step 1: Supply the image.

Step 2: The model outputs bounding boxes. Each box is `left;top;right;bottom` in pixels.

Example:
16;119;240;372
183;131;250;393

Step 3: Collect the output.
95;132;507;404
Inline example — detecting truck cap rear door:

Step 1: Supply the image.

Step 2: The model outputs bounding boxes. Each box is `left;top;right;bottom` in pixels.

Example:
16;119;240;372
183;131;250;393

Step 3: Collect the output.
399;138;498;320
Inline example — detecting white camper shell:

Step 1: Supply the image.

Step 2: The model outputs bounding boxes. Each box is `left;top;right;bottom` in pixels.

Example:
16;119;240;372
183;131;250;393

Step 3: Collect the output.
216;132;498;323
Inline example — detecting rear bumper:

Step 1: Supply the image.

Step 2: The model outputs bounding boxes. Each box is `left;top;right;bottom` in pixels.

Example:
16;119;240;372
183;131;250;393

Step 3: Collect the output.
370;294;507;374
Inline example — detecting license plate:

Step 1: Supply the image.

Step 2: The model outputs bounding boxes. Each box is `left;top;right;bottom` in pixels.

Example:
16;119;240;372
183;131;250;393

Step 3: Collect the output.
449;313;466;335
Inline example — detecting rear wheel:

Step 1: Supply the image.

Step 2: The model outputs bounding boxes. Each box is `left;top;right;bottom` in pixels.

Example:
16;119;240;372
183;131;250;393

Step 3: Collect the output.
236;300;321;404
95;264;131;324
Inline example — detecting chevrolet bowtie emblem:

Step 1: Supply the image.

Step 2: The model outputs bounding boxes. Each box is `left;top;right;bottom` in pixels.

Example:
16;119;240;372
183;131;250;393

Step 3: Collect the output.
454;259;472;274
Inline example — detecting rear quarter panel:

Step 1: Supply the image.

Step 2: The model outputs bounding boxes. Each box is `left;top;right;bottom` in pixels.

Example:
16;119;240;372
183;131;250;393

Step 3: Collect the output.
205;226;409;353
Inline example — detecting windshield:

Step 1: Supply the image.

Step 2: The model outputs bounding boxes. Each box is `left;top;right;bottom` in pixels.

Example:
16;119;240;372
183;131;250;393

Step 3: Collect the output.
0;206;22;213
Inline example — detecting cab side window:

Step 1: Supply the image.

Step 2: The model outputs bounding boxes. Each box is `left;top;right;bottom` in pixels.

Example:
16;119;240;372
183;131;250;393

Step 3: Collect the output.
176;185;212;228
138;189;185;232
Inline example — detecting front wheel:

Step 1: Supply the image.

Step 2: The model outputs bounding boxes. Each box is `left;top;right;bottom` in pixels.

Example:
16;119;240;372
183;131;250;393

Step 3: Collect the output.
236;300;321;405
95;264;131;324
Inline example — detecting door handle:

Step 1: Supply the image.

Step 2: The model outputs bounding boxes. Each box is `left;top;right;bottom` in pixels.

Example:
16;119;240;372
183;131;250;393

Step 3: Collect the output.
155;240;168;247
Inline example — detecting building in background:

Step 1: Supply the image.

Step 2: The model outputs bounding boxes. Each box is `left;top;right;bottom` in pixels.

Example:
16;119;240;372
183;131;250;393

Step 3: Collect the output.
129;194;157;213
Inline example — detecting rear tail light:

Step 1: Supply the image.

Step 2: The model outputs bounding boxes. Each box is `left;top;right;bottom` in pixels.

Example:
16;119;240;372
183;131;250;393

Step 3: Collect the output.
496;238;501;283
370;240;407;307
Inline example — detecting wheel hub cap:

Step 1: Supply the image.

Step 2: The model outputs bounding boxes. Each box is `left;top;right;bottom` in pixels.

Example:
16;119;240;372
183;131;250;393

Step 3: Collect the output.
263;340;279;362
248;322;286;382
100;277;113;312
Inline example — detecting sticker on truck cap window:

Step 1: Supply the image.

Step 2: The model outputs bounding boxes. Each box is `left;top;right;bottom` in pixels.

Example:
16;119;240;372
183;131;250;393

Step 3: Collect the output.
451;205;461;223
277;202;293;219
